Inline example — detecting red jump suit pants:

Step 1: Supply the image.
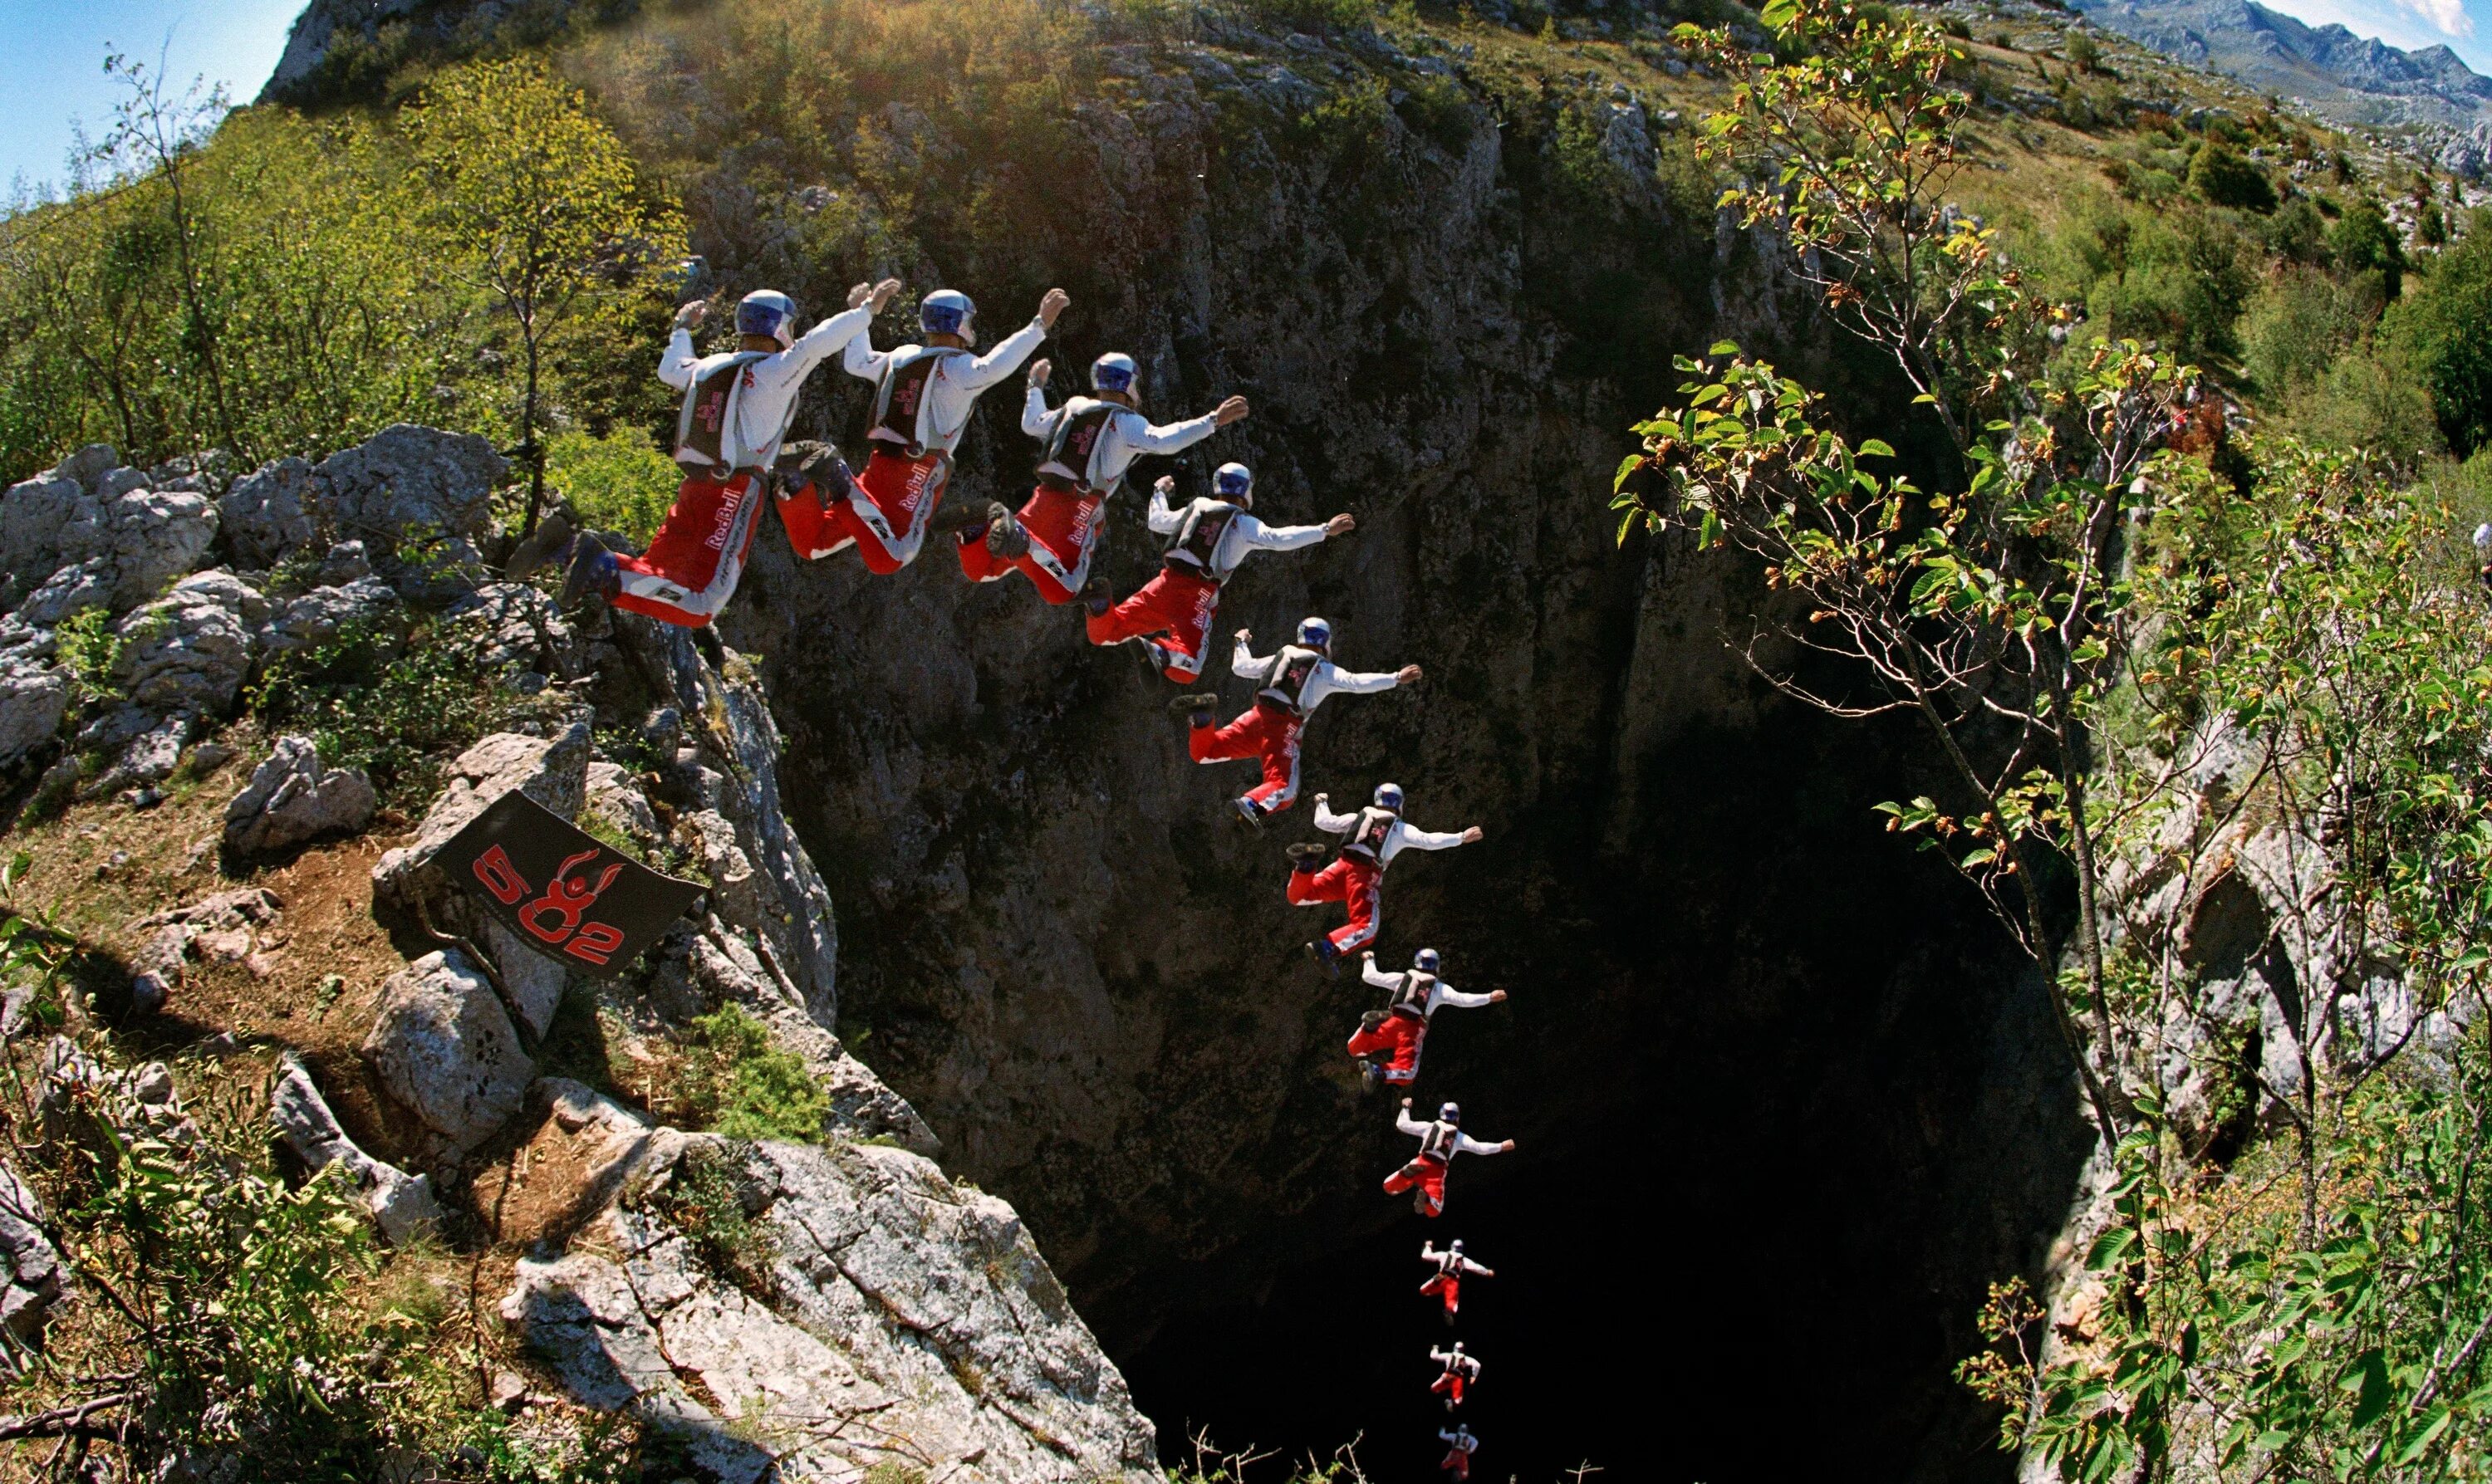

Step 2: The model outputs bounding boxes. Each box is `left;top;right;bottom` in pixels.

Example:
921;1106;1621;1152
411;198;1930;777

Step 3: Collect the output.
1383;1153;1449;1218
779;445;948;571
1440;1447;1473;1481
1420;1271;1461;1316
1189;701;1304;814
955;483;1103;603
613;469;767;629
1288;854;1381;955
1087;566;1220;682
1431;1372;1469;1408
1347;1011;1425;1085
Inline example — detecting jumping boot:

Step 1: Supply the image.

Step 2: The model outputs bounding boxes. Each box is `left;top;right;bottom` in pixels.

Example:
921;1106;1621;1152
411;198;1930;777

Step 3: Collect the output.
1413;1188;1432;1216
1304;939;1340;978
1359;1010;1387;1032
1285;842;1328;867
560;533;618;613
1168;693;1221;718
1080;577;1112;619
1231;797;1265;830
1359;1058;1384;1093
929;499;1000;539
984;507;1031;559
1443;1306;1456;1328
503;508;576;580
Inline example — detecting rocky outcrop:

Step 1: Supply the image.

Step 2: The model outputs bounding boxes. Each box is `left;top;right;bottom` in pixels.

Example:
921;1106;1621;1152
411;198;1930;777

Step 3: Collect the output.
222;734;378;860
0;444;219;621
500;1101;1155;1484
268;1054;443;1244
361;949;535;1165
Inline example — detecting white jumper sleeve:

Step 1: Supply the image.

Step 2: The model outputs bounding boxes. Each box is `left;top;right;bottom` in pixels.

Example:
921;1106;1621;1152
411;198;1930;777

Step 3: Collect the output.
1396;823;1471;853
1234;512;1328;553
1022;386;1058;439
1396;1108;1430;1138
1231;640;1278;682
1313;800;1357;835
1127;410;1221;455
1322;663;1401;697
1147;488;1189;536
1430;982;1498;1011
955;317;1050;389
745;305;877;403
658;329;701;390
1451;1132;1507;1158
1364;962;1403;992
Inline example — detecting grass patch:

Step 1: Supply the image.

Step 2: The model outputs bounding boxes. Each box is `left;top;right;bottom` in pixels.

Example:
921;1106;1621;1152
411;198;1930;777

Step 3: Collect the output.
672;1003;831;1144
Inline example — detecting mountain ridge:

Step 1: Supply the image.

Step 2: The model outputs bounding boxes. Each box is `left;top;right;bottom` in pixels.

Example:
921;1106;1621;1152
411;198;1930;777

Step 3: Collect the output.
2070;0;2492;126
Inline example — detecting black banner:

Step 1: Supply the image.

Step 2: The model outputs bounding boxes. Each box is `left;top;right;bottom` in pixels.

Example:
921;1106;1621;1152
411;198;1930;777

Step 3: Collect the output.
435;791;705;979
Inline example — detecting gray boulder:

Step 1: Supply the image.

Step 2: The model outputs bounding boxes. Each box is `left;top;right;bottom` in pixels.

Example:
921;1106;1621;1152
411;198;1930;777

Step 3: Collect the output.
218;456;319;569
500;1136;1158;1484
0;1161;62;1355
361;949;534;1165
442;582;582;678
269;1054;442;1244
257;577;408;667
112;572;266;717
222;735;377;859
0;656;68;770
98;486;218;611
312;425;506;602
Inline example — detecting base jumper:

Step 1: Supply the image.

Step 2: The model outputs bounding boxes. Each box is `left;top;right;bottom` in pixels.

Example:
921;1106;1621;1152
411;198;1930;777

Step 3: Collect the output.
1384;1099;1513;1218
1083;463;1353;682
1430;1343;1482;1411
780;286;1067;572
559;282;899;627
1175;618;1420;826
1347;948;1503;1091
1419;1239;1493;1324
1285;784;1482;967
1437;1427;1479;1482
951;355;1248;603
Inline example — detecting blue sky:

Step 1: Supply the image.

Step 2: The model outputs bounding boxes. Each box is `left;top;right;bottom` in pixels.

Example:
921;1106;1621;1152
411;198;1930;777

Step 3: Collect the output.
0;0;302;196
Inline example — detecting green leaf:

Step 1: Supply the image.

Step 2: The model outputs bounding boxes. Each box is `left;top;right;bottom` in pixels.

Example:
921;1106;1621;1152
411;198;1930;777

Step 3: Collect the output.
1708;339;1742;357
1856;438;1896;458
2346;1350;2390;1428
2084;1225;2136;1272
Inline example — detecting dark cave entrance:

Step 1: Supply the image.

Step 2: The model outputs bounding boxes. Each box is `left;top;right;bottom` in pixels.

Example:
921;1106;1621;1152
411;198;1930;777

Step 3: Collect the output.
1101;707;2095;1484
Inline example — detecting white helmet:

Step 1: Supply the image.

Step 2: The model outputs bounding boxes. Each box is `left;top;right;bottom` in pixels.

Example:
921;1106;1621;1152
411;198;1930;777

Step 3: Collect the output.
1439;1101;1459;1124
1297;616;1332;649
1215;462;1253;505
920;289;975;342
1414;948;1440;973
1091;352;1138;394
736;290;798;350
1375;782;1404;812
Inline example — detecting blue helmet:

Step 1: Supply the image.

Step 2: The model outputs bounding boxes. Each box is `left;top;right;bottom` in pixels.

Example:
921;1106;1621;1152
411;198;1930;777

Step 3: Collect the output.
1215;462;1253;502
1091;352;1138;394
920;289;975;338
1297;616;1331;649
1414;948;1440;973
1374;781;1404;812
736;290;797;349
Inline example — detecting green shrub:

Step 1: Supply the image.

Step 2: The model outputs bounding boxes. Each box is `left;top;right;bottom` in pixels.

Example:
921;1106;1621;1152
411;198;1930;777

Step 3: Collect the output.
1223;0;1373;33
1394;72;1475;154
652;1145;779;1297
675;1002;832;1144
52;608;125;707
546;427;681;547
2238;267;2368;394
2390;207;2492;453
2329;196;2405;298
2188;141;2277;213
249;617;499;801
